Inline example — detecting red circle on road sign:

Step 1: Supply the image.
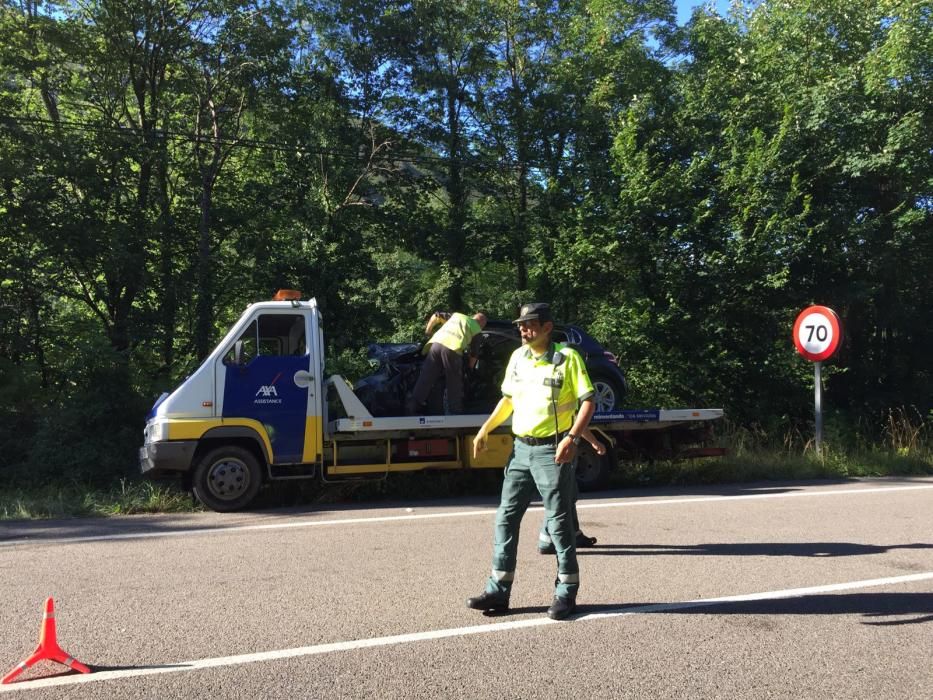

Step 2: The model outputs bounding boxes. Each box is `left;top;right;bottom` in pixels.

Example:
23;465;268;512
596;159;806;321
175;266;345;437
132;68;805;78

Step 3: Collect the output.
793;306;842;361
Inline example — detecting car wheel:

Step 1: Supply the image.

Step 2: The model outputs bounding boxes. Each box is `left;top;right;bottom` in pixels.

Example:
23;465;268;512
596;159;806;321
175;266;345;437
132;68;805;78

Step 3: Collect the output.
576;441;615;492
589;372;625;412
192;446;263;512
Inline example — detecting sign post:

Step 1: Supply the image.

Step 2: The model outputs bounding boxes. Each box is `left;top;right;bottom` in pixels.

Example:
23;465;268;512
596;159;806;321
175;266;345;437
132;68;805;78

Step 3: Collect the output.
814;360;822;453
792;306;842;456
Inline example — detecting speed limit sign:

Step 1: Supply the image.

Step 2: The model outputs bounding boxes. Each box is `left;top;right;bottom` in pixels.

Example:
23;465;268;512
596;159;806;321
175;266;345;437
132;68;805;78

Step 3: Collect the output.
793;306;842;362
793;306;842;457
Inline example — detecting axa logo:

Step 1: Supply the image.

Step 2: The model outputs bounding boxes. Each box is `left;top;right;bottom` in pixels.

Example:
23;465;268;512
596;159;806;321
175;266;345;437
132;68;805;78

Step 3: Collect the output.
254;372;283;405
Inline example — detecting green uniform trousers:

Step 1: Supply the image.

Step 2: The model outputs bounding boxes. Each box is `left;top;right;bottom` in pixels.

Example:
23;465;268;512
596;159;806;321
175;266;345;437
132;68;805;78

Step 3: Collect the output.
484;440;580;600
539;461;581;547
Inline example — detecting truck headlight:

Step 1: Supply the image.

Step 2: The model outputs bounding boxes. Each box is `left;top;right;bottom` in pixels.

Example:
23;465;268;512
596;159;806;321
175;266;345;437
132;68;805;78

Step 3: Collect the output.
145;419;169;444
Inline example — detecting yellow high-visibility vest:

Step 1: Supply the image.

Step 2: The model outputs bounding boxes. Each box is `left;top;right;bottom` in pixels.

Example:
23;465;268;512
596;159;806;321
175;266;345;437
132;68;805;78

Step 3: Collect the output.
428;312;482;353
501;343;594;438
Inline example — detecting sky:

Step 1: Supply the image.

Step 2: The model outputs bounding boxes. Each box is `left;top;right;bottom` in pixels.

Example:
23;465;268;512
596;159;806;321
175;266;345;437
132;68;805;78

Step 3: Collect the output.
674;0;735;25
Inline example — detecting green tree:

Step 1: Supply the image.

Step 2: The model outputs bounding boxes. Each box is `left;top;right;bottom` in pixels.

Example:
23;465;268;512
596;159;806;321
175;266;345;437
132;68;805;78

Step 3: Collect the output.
609;0;933;425
391;0;497;310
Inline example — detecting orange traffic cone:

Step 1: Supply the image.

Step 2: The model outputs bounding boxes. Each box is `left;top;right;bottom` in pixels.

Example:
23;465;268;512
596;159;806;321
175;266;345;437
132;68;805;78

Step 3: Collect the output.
2;597;91;684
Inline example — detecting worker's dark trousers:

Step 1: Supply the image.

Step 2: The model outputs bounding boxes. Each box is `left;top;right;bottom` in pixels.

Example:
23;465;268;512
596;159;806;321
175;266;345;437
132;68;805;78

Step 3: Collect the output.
410;343;463;414
484;440;579;600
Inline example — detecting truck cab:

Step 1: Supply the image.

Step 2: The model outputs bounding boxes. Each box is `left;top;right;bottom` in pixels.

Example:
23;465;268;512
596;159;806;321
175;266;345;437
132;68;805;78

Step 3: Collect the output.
140;293;326;510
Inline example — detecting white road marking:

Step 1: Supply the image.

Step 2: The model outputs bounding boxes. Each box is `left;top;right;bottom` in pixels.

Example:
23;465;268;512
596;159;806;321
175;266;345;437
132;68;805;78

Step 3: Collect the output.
2;483;932;548
2;570;931;693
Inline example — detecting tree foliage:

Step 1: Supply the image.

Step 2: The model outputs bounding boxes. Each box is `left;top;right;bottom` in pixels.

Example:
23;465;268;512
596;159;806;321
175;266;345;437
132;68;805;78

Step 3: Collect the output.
0;0;930;481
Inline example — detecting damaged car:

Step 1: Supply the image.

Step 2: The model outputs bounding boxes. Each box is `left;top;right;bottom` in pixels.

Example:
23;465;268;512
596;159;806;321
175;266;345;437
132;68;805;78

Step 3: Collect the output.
353;321;627;417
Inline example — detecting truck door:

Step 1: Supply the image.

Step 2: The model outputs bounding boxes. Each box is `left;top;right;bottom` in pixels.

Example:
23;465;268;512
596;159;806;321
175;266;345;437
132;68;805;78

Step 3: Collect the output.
217;311;315;464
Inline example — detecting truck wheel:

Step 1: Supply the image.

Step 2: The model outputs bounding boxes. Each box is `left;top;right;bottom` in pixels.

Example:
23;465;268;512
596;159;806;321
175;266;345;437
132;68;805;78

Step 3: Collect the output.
192;446;263;512
576;441;614;492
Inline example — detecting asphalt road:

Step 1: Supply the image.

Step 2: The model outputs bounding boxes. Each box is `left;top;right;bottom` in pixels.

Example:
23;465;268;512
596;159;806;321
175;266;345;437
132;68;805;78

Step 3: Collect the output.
1;477;932;698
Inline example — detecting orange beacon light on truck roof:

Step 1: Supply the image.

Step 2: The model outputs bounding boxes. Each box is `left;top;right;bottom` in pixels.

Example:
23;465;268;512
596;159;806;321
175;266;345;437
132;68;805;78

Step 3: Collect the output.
273;289;302;301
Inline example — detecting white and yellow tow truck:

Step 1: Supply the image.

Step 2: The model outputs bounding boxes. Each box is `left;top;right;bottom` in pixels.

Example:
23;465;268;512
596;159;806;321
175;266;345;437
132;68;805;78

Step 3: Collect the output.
140;292;724;511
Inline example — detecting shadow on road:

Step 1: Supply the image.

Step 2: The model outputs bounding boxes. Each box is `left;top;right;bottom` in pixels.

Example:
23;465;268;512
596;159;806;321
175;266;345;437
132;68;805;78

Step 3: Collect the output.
577;542;933;557
579;591;933;626
481;605;550;617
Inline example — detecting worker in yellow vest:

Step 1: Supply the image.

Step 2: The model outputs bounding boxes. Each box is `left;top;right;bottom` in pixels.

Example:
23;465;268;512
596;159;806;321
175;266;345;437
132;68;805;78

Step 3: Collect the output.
407;311;487;415
468;302;595;620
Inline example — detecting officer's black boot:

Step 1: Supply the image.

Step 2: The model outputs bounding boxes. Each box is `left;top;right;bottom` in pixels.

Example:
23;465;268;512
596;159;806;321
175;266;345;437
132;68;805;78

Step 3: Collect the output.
547;596;576;620
466;592;509;612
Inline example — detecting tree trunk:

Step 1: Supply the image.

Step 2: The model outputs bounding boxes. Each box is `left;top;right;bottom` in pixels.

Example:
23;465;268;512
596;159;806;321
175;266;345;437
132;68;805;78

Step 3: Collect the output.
157;150;176;373
194;178;214;360
446;80;466;310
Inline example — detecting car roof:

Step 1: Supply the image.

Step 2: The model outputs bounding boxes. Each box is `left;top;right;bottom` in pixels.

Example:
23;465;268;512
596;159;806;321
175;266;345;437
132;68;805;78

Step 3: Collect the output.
482;319;604;353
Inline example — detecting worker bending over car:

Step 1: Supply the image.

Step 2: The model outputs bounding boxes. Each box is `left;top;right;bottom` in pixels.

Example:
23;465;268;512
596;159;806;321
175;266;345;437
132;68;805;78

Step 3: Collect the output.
407;310;487;415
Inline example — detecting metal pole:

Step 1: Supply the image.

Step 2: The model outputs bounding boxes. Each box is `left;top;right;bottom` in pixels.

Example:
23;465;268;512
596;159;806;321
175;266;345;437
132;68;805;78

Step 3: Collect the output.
814;361;822;456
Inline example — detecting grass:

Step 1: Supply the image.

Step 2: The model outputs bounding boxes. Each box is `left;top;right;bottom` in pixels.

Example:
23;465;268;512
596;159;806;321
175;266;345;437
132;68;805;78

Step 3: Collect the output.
0;478;198;520
616;449;933;489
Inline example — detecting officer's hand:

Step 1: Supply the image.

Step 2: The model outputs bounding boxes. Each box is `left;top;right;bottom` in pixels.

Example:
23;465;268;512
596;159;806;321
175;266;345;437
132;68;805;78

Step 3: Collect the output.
473;430;488;458
555;436;576;464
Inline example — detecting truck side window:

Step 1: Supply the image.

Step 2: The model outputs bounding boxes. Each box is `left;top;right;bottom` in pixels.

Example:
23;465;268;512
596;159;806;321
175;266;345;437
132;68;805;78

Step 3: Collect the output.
224;320;258;365
287;316;307;355
266;314;305;356
224;314;306;364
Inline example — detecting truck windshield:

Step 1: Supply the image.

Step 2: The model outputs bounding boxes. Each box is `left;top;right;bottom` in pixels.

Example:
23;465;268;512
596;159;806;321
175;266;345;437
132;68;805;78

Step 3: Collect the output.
223;314;306;364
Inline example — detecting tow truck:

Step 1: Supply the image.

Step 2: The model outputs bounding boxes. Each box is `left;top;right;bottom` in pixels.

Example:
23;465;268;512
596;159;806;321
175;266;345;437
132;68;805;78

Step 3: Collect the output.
140;292;724;511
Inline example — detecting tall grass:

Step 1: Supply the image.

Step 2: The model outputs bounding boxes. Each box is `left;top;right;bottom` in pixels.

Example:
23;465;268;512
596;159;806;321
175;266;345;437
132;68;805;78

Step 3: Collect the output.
698;406;933;483
0;479;197;520
882;406;930;456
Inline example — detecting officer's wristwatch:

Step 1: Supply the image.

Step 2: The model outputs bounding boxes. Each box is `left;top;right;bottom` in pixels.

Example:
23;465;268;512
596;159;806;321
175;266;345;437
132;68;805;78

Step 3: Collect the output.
568;433;582;446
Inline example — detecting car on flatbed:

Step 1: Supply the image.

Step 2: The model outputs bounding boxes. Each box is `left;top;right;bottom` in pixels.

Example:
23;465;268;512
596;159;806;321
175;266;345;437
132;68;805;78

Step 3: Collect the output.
354;319;628;417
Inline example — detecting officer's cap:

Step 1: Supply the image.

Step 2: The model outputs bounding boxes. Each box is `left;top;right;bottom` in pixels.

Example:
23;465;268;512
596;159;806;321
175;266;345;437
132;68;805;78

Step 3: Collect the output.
513;302;553;325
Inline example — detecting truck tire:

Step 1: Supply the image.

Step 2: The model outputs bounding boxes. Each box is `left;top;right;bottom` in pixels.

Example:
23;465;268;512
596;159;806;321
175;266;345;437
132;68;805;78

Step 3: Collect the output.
192;446;263;512
575;441;614;492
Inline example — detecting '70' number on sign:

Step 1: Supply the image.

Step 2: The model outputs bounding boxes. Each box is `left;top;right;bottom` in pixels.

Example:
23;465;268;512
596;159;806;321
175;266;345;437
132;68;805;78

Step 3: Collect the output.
798;313;835;354
804;324;829;343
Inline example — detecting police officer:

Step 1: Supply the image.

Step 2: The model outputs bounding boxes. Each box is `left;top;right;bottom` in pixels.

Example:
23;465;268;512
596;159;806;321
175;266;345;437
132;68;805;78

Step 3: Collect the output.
467;302;596;620
407;310;487;415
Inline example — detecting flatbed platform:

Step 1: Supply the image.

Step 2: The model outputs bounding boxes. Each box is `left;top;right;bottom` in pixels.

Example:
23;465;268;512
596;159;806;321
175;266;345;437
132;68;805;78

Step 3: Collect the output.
326;374;723;437
327;409;724;437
